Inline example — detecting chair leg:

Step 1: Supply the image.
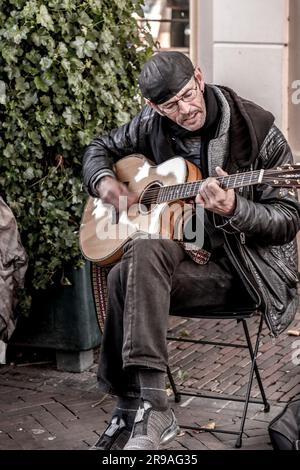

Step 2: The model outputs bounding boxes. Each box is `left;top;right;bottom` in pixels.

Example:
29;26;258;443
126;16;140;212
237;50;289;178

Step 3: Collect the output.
242;317;270;412
235;315;267;448
167;365;181;403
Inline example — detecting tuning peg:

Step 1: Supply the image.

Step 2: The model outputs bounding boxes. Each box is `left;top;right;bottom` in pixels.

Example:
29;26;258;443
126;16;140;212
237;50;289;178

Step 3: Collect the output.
285;180;291;184
279;188;287;197
273;180;279;184
276;167;283;171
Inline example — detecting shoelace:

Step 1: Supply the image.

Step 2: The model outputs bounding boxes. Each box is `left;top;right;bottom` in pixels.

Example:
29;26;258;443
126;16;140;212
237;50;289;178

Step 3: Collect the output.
134;401;151;423
105;416;126;437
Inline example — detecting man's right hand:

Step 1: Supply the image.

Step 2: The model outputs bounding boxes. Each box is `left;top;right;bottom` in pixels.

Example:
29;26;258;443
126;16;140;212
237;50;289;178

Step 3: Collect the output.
96;176;138;212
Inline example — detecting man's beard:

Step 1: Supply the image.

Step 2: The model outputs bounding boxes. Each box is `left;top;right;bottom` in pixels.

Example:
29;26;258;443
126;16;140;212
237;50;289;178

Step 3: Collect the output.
176;106;206;131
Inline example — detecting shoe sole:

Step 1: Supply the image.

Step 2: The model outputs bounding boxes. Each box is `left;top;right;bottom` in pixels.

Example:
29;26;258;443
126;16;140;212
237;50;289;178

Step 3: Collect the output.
90;428;131;450
124;409;180;450
160;423;180;447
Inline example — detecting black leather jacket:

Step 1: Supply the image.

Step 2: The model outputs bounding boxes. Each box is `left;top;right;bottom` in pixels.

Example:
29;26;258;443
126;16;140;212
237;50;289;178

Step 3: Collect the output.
83;86;300;336
218;125;300;335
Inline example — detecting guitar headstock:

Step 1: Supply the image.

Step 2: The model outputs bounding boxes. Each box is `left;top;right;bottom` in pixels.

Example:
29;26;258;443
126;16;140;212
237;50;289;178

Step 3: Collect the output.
263;163;300;188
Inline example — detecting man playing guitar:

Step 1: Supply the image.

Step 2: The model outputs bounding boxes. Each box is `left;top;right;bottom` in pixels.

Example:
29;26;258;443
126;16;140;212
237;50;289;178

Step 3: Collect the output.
82;51;300;450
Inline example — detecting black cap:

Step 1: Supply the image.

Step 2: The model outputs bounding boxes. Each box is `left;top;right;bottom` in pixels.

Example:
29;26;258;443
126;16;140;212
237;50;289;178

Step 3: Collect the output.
138;51;194;104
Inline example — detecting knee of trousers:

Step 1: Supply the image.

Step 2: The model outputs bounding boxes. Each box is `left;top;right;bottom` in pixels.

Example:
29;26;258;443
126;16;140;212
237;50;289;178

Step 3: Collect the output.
107;262;121;288
124;238;180;260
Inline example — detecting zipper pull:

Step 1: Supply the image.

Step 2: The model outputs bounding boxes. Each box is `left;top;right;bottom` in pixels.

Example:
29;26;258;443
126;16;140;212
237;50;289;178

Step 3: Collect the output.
240;232;246;244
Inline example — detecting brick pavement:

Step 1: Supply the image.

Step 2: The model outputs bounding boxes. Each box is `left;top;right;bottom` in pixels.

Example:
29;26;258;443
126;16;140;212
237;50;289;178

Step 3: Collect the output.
0;310;299;451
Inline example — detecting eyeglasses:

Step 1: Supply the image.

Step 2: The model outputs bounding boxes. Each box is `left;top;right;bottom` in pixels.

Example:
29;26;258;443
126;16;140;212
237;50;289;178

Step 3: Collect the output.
158;79;199;115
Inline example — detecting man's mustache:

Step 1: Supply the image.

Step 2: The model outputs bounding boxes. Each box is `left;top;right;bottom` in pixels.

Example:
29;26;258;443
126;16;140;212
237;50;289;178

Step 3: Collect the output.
179;108;203;122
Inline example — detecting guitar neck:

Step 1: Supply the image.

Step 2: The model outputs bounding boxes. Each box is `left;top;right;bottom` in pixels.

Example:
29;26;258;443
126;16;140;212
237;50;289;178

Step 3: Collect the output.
157;169;264;204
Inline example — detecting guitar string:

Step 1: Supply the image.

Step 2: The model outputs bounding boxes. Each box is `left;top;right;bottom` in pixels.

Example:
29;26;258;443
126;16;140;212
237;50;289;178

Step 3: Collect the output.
112;168;299;205
140;171;262;204
126;169;298;198
139;175;298;205
140;184;297;204
137;169;288;198
139;172;262;201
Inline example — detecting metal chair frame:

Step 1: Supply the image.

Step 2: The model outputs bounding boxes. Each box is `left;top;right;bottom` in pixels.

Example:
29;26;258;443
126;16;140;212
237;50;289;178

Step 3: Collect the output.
167;310;270;448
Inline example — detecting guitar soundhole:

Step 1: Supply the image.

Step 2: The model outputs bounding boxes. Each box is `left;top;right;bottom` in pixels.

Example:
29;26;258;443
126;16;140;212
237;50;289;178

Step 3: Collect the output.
139;182;162;214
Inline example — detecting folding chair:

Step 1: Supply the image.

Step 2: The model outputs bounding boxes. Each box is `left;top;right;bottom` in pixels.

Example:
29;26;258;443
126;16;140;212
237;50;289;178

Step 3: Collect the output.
166;308;270;448
91;263;270;449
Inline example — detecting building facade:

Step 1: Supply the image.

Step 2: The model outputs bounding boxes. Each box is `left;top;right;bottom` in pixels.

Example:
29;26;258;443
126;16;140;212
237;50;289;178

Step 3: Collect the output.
141;0;300;159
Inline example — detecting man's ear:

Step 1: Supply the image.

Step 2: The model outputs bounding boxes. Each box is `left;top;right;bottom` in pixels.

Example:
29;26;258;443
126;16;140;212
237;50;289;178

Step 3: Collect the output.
194;66;205;93
145;98;164;116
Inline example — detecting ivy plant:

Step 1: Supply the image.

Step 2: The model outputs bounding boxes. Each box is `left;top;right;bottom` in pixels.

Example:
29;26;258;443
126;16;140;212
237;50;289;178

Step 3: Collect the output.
0;0;154;309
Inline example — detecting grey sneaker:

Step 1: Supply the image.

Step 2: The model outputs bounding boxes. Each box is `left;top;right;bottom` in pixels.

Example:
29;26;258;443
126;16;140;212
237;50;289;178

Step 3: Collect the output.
90;416;131;450
123;401;179;450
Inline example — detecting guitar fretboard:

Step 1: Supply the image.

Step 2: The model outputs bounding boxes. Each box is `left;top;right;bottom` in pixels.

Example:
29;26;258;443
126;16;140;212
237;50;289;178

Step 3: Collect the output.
156;170;263;204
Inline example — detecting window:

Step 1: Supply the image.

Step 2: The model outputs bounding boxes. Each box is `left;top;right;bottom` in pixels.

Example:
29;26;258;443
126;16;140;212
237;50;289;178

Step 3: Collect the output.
139;0;190;53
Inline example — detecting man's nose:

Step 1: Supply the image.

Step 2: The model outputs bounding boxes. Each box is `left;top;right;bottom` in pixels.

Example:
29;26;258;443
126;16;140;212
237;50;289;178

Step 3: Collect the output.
178;100;191;114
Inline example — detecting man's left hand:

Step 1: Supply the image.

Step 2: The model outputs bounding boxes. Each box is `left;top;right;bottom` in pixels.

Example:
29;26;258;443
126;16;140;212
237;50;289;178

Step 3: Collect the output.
195;167;236;216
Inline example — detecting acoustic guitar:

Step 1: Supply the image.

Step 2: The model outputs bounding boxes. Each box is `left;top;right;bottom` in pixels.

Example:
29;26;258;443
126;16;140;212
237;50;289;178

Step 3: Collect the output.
80;154;300;266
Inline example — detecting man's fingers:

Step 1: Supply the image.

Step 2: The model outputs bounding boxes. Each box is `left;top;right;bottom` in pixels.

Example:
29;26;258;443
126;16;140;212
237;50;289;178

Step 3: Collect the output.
200;179;220;200
215;166;228;177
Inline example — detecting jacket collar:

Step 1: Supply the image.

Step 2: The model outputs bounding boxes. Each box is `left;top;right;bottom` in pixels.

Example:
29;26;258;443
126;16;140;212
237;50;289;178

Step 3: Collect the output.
217;85;275;171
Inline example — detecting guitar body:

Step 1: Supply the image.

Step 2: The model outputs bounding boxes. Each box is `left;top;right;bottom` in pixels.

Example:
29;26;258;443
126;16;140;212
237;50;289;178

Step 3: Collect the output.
80;154;201;265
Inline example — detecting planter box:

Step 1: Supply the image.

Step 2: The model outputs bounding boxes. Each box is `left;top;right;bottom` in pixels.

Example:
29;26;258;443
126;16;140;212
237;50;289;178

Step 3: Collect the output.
11;262;101;372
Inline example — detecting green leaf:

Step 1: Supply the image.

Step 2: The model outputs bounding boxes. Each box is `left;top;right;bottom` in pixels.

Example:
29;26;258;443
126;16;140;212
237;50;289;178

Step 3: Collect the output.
84;41;97;57
23;92;38;109
62;107;74;126
3;143;14;158
24;167;35;180
37;5;54;31
15;77;30;92
40;57;52;71
34;76;49;92
0;0;154;314
0;80;6;105
78;11;93;27
70;36;85;58
57;42;68;57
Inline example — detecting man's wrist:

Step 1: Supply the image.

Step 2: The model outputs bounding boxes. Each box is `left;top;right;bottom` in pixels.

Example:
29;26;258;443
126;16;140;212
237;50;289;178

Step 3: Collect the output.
92;169;116;195
224;194;237;217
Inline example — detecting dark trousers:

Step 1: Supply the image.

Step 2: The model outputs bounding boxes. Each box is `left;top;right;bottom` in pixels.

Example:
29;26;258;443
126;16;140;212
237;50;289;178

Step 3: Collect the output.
97;238;249;397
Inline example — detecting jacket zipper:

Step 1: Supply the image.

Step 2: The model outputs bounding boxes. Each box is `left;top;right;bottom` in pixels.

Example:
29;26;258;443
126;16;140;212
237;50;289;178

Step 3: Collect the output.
224;232;275;334
271;252;299;284
224;232;261;307
229;166;275;334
